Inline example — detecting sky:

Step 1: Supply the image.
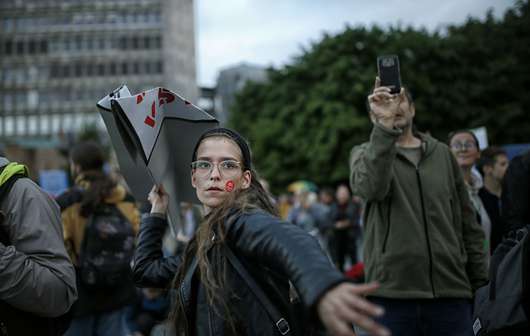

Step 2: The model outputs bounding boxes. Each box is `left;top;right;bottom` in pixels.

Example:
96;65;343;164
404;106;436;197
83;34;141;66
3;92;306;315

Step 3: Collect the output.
195;0;516;87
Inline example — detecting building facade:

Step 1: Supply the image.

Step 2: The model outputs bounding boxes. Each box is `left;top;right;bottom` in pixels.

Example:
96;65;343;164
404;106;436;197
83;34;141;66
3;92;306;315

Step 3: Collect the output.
0;0;197;140
215;62;267;124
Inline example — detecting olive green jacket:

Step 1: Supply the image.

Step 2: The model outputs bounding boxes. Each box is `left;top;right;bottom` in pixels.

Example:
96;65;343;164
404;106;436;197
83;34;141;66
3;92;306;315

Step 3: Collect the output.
350;124;488;299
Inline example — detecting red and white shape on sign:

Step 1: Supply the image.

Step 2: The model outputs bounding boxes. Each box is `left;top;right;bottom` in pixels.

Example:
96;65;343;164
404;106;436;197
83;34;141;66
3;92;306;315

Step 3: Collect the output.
144;101;157;128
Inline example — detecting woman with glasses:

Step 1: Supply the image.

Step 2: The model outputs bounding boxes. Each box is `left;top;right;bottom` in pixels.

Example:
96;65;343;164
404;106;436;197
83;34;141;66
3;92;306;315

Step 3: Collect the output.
448;130;492;254
132;128;388;336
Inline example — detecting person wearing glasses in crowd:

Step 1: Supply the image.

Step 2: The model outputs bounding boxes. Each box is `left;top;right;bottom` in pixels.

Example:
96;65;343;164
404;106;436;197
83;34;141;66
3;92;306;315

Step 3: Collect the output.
132;128;389;336
448;130;492;254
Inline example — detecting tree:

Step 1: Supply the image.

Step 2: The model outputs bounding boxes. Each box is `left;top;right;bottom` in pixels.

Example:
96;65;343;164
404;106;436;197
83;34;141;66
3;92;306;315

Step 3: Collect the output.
229;1;530;193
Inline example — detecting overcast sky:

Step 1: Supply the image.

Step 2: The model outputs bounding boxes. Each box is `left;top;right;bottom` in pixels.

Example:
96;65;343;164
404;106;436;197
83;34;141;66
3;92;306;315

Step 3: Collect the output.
195;0;516;87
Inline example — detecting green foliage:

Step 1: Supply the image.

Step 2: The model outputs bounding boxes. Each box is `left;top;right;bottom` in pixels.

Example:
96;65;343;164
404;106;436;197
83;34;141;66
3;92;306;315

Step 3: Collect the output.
229;1;530;193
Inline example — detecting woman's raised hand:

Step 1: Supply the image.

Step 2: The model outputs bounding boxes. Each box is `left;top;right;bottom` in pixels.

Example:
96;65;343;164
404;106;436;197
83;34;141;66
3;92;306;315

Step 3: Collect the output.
148;184;169;215
317;282;390;336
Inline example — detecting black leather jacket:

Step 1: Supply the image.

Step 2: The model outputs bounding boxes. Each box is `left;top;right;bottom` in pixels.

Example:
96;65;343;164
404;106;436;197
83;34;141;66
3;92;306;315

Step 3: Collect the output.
132;210;346;336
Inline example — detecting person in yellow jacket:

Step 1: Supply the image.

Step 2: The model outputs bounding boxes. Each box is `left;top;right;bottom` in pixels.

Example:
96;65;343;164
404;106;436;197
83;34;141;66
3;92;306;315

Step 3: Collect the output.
56;141;140;336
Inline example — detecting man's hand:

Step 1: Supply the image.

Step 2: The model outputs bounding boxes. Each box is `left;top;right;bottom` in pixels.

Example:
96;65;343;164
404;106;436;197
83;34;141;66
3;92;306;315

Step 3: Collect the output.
368;77;401;129
148;184;169;215
317;282;390;336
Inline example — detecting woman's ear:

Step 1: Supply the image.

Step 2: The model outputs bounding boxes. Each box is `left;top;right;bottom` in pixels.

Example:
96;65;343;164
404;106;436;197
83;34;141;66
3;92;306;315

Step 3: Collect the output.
241;170;252;190
191;170;197;189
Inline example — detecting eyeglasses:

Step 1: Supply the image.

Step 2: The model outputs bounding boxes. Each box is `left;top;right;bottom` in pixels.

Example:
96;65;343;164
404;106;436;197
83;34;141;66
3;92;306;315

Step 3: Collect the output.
451;141;477;151
191;160;242;178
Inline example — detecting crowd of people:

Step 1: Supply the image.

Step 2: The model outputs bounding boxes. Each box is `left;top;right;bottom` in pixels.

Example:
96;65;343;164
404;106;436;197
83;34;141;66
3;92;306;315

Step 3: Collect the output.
0;76;529;336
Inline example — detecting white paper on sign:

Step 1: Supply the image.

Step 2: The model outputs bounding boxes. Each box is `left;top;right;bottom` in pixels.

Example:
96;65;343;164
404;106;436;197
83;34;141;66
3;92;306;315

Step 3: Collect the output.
97;85;153;203
97;84;132;111
101;86;219;233
116;88;216;164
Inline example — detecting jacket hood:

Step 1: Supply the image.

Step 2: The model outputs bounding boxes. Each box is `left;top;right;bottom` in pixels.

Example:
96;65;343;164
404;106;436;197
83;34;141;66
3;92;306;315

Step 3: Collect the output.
415;132;441;158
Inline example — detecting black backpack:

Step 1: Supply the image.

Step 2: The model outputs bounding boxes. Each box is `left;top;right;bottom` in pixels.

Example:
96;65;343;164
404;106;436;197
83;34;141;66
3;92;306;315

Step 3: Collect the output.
473;225;530;335
78;204;135;289
0;167;72;336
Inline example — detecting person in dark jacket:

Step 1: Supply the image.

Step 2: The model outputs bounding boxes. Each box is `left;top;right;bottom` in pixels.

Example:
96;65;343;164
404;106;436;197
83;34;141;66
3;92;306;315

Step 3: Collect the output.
57;141;141;336
477;146;509;253
0;156;77;335
132;128;389;336
502;150;530;233
329;184;361;271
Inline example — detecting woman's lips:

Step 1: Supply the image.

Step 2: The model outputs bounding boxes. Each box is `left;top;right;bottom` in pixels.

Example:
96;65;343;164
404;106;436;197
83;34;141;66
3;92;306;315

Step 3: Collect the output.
206;187;223;191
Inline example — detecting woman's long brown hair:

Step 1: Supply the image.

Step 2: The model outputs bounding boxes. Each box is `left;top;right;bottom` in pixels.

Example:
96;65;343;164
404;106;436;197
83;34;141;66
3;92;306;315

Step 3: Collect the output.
168;133;278;334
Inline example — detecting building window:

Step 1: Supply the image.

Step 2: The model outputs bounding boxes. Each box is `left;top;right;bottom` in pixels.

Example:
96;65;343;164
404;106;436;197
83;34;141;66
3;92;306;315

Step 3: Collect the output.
144;36;151;49
74;62;83;77
122;62;129;75
86;63;94;76
16;41;24;54
109;62;117;75
132;62;140;75
132;36;139;49
154;36;161;49
5;40;13;55
28;40;37;54
97;63;105;76
39;40;48;53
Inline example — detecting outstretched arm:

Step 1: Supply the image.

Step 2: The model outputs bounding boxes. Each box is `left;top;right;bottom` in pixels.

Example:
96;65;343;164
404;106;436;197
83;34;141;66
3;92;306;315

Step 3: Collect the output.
226;211;389;336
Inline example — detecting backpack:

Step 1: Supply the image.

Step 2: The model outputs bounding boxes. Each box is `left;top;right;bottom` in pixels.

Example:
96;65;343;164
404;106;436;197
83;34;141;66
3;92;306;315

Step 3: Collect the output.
78;203;135;289
473;225;530;335
0;164;72;336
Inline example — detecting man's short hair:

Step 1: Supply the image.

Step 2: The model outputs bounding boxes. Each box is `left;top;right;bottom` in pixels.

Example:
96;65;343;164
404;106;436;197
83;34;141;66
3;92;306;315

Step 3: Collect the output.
477;146;507;176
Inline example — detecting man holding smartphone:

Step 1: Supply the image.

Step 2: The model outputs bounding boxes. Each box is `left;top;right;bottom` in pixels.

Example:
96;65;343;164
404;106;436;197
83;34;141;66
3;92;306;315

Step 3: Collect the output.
349;76;488;335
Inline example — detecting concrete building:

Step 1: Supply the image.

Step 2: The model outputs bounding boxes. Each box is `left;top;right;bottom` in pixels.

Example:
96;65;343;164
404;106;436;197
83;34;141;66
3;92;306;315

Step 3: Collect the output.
215;62;267;124
0;0;197;141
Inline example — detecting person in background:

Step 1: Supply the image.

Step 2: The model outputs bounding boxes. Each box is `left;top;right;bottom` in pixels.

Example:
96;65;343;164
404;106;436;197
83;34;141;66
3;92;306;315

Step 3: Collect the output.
502;150;530;233
125;288;170;336
350;77;487;335
329;184;360;272
57;141;141;336
0;156;77;335
477;146;509;253
449;130;492;253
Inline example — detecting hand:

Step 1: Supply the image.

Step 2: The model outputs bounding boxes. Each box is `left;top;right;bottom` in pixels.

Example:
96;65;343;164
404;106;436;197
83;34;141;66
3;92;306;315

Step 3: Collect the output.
148;184;169;215
368;77;402;129
335;220;351;229
317;282;390;336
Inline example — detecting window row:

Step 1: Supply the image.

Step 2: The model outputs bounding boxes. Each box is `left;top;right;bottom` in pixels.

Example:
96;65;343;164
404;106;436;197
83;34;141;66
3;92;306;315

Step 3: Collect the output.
1;60;164;83
2;35;162;56
1;11;162;32
49;60;163;78
1;84;162;112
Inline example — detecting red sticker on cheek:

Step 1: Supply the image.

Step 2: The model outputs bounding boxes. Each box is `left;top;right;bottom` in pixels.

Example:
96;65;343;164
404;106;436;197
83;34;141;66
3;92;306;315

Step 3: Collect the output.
225;180;235;192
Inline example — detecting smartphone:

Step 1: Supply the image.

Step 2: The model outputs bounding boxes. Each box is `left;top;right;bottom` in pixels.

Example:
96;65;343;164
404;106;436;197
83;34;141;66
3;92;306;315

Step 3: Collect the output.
377;55;401;94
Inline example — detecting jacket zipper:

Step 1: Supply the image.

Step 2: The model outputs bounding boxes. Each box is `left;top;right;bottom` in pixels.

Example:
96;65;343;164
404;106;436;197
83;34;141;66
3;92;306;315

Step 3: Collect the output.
179;288;190;336
382;203;392;253
416;167;436;297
